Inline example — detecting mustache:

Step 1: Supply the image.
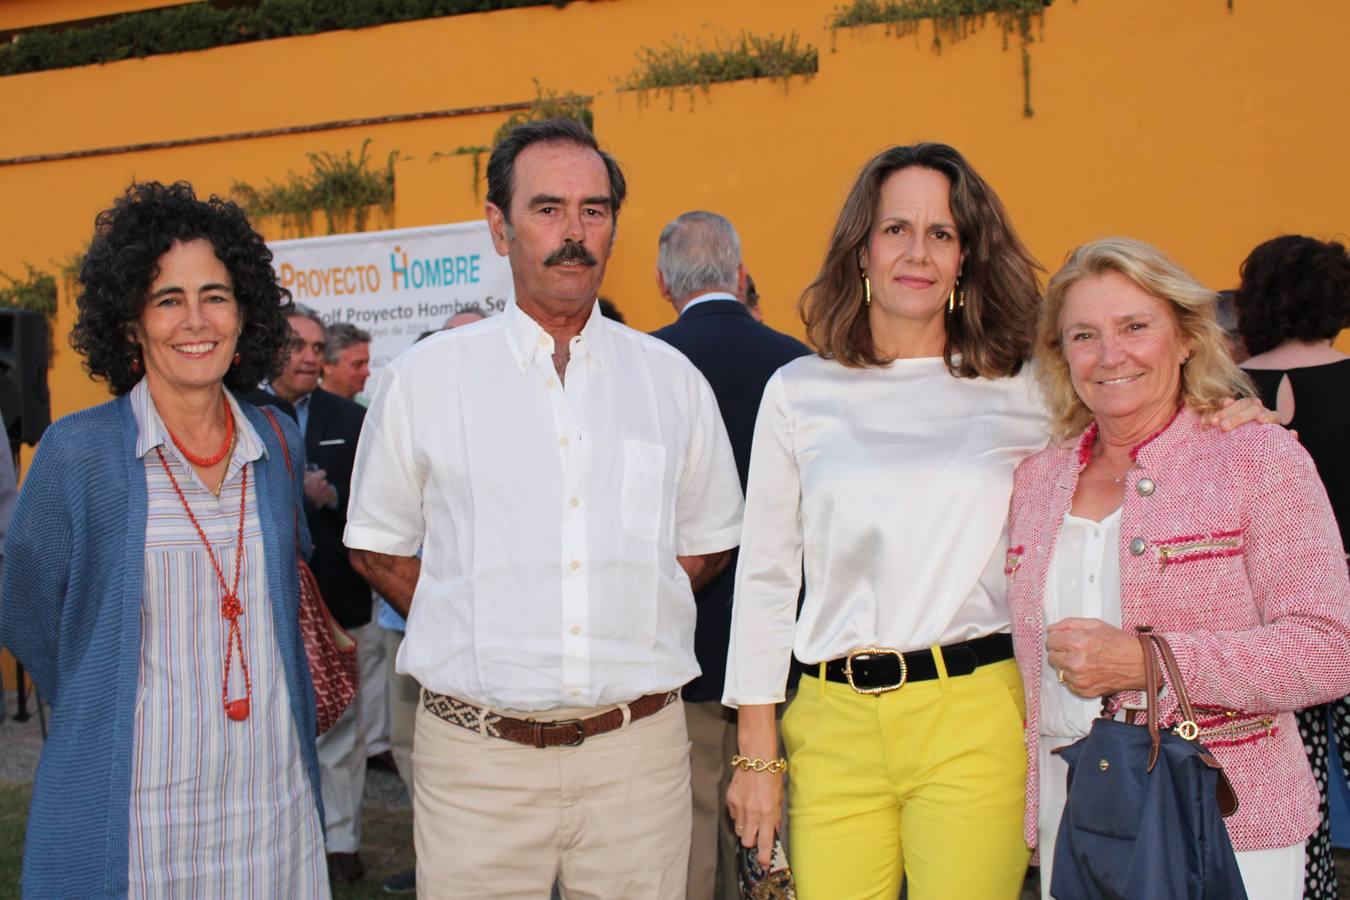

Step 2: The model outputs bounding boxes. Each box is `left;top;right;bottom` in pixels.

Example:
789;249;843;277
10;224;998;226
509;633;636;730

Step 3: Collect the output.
544;242;598;267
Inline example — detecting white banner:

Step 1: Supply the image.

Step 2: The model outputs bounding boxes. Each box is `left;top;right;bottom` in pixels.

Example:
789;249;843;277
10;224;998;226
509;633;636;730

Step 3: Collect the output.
268;220;512;373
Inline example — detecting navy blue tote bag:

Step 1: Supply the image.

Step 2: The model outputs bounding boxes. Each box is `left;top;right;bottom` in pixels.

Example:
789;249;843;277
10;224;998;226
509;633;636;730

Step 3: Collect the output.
1050;629;1246;900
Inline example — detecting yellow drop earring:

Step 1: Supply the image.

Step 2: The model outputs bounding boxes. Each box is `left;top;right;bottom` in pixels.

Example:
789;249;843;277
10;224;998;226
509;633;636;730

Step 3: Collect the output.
863;274;872;307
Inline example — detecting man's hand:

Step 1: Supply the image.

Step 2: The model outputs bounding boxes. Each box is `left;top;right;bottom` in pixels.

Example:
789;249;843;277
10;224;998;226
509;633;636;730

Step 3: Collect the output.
677;549;733;592
303;467;338;510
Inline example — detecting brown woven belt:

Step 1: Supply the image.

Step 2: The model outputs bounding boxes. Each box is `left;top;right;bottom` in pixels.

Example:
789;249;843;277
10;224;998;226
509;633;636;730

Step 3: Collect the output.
421;688;680;748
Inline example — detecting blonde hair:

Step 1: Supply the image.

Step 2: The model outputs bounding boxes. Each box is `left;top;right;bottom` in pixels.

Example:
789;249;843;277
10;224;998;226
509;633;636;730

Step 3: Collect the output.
1037;237;1255;441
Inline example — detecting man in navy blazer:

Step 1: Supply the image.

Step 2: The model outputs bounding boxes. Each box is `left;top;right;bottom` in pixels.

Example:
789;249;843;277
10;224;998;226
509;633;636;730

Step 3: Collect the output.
270;306;373;885
650;211;809;900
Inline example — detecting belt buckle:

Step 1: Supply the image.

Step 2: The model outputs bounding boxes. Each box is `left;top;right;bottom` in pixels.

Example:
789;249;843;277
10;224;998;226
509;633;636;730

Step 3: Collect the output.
844;647;907;695
552;718;586;747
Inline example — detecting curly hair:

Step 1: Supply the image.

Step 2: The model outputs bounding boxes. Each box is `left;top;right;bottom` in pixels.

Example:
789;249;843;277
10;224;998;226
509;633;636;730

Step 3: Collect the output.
1234;235;1350;356
799;142;1043;378
71;180;293;396
1037;238;1255;441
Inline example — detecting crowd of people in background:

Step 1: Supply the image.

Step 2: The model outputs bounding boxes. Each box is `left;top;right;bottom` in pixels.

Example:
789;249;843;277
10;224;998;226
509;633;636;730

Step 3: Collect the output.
1;116;1348;900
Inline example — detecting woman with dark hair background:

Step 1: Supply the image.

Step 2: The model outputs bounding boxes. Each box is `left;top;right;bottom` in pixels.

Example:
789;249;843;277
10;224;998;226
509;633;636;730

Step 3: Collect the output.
0;181;329;897
1237;234;1350;900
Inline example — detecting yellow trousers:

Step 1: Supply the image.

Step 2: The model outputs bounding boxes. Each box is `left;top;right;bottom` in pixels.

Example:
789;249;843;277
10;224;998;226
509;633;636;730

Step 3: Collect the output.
782;657;1030;900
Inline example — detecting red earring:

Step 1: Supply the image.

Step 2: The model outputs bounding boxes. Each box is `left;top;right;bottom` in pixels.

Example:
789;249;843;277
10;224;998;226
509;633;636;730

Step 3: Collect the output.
232;351;241;366
130;353;142;374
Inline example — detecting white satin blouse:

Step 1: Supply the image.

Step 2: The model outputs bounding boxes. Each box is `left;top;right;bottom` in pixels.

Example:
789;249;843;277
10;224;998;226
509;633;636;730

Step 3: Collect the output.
723;355;1049;706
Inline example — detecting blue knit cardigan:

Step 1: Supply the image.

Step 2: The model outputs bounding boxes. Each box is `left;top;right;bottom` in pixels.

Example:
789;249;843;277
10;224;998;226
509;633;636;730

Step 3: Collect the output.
0;395;322;898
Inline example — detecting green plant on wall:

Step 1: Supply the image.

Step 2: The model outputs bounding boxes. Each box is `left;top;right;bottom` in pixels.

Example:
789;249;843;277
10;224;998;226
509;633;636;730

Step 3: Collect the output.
231;139;397;235
617;32;819;96
0;1;576;77
433;82;592;199
830;0;1046;116
0;264;59;362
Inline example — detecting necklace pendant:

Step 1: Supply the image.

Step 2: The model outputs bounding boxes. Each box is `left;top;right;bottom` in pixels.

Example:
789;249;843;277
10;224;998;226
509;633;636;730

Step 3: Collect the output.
225;697;250;721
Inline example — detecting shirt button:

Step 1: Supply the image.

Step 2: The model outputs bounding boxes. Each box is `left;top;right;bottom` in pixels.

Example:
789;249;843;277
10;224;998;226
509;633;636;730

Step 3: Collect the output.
1093;529;1100;538
559;436;569;447
1129;537;1148;556
569;625;581;635
1136;477;1156;497
546;378;556;388
570;689;581;698
569;497;580;507
570;560;581;570
538;336;549;348
1088;575;1096;583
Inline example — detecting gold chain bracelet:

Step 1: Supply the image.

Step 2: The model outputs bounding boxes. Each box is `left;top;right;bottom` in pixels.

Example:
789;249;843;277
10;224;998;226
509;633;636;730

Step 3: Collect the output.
729;754;788;774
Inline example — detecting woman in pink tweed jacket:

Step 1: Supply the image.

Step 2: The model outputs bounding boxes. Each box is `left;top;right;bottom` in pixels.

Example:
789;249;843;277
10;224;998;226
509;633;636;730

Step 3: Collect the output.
1007;237;1350;899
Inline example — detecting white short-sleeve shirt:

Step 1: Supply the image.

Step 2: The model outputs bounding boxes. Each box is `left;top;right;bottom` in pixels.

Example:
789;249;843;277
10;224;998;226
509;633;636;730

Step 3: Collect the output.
345;299;743;712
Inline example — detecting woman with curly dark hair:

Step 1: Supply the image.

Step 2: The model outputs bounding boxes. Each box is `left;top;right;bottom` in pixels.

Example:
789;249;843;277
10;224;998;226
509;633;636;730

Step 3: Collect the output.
1237;233;1350;900
0;181;329;897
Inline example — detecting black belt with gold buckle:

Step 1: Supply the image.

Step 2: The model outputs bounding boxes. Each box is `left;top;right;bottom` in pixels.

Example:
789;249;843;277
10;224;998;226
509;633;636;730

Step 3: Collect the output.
819;633;1014;695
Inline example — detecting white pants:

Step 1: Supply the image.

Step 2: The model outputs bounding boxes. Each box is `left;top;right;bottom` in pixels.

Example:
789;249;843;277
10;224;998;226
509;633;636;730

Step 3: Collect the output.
316;693;366;853
383;628;419;796
315;623;380;853
353;619;390;756
1038;735;1305;900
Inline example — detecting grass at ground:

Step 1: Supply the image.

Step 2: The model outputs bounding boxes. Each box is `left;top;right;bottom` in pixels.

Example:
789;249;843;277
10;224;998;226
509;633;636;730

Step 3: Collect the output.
331;804;415;899
1;776;1347;896
0;782;31;900
0;779;414;899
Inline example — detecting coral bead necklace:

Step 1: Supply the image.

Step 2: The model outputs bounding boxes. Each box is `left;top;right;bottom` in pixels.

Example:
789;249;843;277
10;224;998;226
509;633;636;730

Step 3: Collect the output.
167;394;234;468
155;440;252;721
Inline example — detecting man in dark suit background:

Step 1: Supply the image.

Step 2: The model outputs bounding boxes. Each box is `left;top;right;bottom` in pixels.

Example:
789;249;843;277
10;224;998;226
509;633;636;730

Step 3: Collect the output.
270;305;373;885
650;212;809;900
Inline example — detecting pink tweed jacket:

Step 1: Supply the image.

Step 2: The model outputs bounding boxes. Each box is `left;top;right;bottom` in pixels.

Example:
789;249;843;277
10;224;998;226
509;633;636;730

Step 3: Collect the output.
1007;407;1350;852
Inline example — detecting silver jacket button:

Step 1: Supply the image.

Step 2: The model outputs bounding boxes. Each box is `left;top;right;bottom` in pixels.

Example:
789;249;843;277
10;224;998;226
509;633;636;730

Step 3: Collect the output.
1129;537;1148;556
1136;477;1156;497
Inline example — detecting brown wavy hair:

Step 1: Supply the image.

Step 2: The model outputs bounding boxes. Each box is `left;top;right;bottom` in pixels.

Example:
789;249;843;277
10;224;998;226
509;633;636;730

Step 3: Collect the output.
799;143;1043;377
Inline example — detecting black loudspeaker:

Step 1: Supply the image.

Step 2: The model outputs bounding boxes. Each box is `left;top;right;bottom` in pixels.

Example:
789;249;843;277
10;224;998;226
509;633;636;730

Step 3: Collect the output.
0;308;51;446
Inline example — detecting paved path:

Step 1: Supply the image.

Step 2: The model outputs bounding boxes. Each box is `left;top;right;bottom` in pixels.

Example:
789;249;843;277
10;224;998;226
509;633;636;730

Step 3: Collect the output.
0;691;43;784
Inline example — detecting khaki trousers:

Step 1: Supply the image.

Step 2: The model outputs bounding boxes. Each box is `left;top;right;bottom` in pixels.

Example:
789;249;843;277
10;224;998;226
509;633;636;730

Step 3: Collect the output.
413;693;692;900
684;700;739;900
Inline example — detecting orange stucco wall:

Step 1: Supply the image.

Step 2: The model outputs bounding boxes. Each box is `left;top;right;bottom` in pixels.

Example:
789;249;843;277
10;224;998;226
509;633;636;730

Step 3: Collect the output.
2;0;1348;686
3;0;1347;426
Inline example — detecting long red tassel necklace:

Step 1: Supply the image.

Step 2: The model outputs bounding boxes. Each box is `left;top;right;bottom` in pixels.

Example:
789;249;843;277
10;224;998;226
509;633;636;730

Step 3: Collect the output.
155;409;252;721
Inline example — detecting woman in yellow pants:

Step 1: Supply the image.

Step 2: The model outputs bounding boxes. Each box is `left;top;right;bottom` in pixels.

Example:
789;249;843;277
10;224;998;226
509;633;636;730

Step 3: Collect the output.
722;142;1043;899
721;143;1262;898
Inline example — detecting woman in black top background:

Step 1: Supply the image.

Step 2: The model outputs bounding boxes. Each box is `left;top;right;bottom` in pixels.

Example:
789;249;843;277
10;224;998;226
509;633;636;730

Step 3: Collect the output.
1237;233;1350;899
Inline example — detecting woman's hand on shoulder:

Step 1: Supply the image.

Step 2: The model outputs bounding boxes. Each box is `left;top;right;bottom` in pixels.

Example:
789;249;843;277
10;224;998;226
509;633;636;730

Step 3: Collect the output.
1046;617;1146;698
1204;396;1282;432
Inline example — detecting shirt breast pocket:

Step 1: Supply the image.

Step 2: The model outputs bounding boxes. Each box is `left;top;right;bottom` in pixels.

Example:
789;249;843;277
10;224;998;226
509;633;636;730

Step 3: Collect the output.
621;439;667;541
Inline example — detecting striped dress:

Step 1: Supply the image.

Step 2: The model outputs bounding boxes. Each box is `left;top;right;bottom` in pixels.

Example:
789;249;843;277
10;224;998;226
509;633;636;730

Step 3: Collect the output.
127;381;328;898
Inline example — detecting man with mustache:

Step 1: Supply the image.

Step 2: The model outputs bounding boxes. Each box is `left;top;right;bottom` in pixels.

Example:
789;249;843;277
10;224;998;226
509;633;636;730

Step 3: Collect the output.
344;118;743;899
